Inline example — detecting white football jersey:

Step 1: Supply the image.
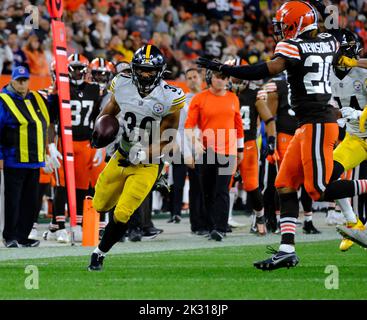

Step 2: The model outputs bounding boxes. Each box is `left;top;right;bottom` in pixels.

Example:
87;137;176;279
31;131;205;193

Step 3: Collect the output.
330;67;367;138
113;75;185;152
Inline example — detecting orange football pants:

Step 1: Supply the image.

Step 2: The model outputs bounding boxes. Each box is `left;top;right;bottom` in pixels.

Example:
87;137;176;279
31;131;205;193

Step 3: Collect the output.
275;123;338;201
239;139;259;192
55;140;106;190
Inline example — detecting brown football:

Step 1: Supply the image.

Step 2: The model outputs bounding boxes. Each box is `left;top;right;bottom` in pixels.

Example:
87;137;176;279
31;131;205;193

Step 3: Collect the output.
92;114;119;148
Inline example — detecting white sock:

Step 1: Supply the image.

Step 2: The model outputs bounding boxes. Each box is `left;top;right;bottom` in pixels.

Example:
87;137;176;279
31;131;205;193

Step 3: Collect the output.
336;198;357;223
279;244;295;253
251;213;256;227
304;213;312;222
93;247;106;256
276;212;280;223
254;209;264;218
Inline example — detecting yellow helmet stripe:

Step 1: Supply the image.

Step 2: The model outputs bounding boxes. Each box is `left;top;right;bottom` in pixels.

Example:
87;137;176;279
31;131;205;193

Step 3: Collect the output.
145;45;152;63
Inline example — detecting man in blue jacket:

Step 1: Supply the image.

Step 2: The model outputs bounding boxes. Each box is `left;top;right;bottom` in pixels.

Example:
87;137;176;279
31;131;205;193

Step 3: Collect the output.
0;66;51;247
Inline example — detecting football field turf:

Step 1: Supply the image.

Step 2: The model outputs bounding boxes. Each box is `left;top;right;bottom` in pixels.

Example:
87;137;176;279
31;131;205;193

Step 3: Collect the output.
0;240;366;300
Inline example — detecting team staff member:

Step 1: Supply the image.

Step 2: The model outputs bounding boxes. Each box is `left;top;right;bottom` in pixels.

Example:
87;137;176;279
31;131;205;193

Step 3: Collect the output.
185;69;244;241
0;66;51;248
183;68;209;235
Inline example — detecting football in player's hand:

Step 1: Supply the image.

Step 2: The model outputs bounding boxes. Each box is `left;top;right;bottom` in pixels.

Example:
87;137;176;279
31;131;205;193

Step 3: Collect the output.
92;114;119;148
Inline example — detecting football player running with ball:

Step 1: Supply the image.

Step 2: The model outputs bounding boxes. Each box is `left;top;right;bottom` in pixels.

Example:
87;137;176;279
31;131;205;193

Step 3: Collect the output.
87;45;185;271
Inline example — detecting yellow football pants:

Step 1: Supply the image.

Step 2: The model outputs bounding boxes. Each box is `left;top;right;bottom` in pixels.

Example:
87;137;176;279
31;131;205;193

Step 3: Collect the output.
334;133;367;171
93;150;160;223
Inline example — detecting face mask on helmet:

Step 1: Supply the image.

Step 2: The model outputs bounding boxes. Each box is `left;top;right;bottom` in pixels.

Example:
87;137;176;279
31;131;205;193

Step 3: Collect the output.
91;70;112;90
334;30;362;77
68;64;87;85
131;45;166;95
272;19;284;42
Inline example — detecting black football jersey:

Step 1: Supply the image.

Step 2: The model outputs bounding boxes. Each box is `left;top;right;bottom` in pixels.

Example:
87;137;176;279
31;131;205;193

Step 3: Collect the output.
265;79;298;135
69;82;100;141
238;84;259;141
274;33;338;125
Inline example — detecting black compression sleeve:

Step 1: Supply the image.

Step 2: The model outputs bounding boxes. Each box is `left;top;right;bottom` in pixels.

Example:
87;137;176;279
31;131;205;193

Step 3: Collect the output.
221;62;270;80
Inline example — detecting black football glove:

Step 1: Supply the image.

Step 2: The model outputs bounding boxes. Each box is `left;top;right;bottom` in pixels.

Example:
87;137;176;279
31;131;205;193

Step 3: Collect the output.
117;149;131;167
265;136;276;156
118;158;131;167
196;57;224;72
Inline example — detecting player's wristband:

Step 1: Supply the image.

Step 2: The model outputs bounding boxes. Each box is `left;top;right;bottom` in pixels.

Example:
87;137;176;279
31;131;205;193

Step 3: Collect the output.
221;62;270;80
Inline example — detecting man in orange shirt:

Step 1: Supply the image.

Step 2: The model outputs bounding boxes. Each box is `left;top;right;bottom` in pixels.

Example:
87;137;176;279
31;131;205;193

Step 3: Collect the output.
185;69;244;241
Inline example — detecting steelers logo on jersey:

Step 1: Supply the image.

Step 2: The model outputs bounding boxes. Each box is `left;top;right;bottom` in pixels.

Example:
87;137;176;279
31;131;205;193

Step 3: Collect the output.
353;80;362;92
152;103;164;116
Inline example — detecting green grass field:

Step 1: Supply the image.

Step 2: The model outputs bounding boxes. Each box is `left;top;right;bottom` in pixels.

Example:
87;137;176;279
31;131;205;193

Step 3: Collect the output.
0;240;366;300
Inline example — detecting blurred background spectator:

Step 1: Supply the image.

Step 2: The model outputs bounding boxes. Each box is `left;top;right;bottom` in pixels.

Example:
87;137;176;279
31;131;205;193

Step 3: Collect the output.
0;0;365;80
23;34;49;76
0;35;14;75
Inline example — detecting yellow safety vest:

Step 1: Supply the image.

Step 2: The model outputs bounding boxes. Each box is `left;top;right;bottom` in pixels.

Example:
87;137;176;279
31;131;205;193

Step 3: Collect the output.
0;91;50;163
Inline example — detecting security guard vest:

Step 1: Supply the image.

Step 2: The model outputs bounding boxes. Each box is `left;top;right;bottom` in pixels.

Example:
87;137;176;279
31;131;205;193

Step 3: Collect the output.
0;91;50;163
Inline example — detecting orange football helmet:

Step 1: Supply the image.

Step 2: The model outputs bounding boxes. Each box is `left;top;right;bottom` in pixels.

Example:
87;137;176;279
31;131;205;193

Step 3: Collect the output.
273;1;318;41
89;58;115;90
67;53;89;85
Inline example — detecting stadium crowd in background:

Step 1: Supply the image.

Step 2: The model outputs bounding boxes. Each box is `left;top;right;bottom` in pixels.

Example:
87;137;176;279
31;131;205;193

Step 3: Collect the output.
0;0;366;76
2;0;367;254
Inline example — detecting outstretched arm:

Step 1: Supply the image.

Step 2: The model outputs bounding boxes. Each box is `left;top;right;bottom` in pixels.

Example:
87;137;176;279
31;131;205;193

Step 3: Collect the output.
196;56;287;80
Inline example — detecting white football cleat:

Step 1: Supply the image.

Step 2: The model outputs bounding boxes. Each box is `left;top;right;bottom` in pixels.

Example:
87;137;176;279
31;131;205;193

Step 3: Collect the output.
326;210;346;226
228;218;245;228
28;228;38;240
56;229;70;243
73;225;83;242
43;230;58;241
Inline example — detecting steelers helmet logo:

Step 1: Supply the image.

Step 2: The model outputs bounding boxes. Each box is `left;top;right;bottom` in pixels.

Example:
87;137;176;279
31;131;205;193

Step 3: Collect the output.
152;103;164;115
353;80;362;92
